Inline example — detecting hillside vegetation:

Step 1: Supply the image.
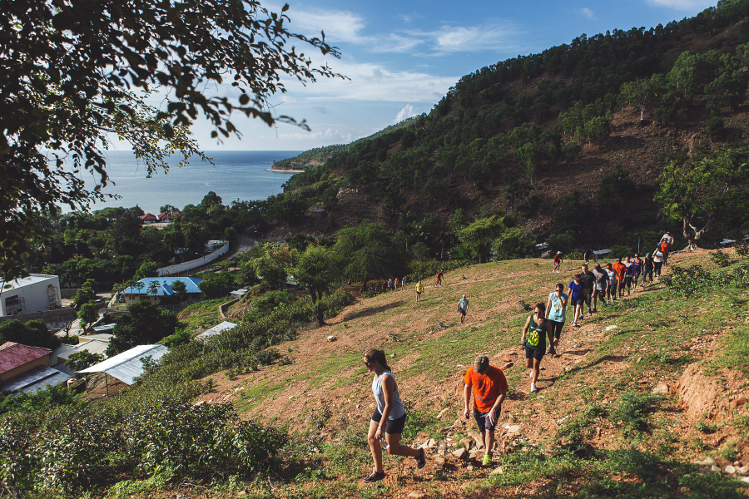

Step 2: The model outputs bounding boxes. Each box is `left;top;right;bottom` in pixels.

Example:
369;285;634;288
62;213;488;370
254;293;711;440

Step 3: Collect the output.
266;0;749;253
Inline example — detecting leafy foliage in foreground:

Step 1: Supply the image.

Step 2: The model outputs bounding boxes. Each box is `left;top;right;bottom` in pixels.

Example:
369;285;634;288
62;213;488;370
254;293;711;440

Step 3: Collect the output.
0;402;286;495
0;382;84;417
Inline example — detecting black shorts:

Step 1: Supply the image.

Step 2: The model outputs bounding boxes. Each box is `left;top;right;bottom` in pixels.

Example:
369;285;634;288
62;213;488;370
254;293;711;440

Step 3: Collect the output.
459;308;466;316
372;408;407;434
548;320;564;339
525;345;545;362
473;407;499;432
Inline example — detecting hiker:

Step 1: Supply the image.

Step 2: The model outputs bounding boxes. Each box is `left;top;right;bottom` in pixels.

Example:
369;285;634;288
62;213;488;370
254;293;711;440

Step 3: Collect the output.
521;303;554;393
642;253;654;285
653;248;665;279
435;270;444;287
632;254;643;291
658;238;671;265
387;278;394;292
567;274;585;326
401;275;408;290
415;280;424;302
612;257;626;298
605;263;617;301
592;264;608;310
463;355;508;466
580;264;596;315
458;294;469;324
553;251;563;273
363;349;426;483
661;232;674;251
394;276;399;291
545;283;568;355
583;248;595;265
382;281;387;292
623;256;635;296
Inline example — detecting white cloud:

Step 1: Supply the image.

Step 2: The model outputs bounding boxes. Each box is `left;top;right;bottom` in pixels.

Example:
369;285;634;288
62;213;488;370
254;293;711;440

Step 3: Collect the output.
578;7;595;19
269;127;357;143
423;23;526;55
287;61;458;103
313;106;328;114
645;0;715;9
394;105;418;123
282;6;367;43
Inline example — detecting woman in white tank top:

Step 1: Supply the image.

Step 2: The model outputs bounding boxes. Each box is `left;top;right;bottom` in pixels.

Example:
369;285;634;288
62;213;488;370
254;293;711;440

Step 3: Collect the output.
362;349;426;482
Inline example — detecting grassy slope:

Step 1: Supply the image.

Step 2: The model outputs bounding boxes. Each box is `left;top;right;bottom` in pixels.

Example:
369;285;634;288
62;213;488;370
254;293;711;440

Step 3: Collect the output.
160;249;748;498
120;250;749;498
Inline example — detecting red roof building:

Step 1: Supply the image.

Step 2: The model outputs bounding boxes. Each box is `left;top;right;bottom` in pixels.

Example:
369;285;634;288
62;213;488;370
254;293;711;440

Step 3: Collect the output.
0;342;51;381
140;213;158;224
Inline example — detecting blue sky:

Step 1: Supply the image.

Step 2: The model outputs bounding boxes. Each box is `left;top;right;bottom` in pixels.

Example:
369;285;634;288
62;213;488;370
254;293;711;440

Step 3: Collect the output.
187;0;717;151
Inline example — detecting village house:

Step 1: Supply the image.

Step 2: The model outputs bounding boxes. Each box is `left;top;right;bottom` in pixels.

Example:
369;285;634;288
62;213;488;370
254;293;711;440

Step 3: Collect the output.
0;274;62;317
0;342;71;395
119;277;203;306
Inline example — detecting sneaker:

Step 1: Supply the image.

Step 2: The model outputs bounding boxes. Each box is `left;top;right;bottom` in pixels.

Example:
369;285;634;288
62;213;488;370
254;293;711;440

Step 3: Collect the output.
364;471;386;482
415;448;426;469
530;383;537;393
529;371;534;379
482;453;492;466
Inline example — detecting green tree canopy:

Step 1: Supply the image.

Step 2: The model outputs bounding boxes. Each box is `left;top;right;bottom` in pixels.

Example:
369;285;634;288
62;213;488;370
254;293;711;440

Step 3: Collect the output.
0;319;61;350
332;221;408;290
1;0;342;281
458;216;508;263
655;148;749;250
107;301;178;356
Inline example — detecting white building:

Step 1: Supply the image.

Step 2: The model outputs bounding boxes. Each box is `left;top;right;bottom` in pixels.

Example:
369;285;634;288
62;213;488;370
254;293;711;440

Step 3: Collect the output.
0;274;62;317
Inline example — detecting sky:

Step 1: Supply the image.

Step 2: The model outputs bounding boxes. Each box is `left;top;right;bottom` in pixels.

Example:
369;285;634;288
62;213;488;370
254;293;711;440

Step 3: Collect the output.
174;0;719;152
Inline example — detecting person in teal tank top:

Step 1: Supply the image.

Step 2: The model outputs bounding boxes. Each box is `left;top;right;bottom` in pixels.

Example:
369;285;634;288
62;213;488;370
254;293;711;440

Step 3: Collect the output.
545;283;568;356
521;302;554;393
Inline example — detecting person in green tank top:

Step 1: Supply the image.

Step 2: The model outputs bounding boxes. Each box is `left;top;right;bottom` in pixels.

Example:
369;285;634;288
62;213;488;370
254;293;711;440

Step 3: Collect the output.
521;302;554;393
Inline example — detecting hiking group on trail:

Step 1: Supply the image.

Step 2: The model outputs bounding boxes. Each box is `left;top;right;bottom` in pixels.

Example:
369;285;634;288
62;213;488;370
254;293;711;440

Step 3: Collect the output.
361;234;676;482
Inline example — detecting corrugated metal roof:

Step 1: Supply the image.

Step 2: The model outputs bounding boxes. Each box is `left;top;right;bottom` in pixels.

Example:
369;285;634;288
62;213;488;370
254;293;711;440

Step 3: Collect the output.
79;333;113;343
196;321;237;341
57;340;109;362
78;344;168;385
50;344;77;366
0;365;72;394
0;274;57;291
92;323;116;333
121;277;203;297
0;342;50;375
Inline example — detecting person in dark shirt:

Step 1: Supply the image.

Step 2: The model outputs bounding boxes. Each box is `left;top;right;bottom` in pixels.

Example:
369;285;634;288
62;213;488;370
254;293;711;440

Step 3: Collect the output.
583;248;595;265
567;274;585;327
580;264;596;316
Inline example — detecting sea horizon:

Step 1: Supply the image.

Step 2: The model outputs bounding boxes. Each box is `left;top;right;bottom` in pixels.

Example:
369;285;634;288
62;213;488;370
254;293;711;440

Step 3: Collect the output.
61;150;304;215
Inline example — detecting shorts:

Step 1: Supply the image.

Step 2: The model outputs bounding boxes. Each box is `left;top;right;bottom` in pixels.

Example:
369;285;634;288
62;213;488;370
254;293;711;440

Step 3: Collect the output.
525;345;545;362
372;409;407;435
571;297;585;306
473;407;500;433
624;276;633;287
459;308;466;316
548;320;564;339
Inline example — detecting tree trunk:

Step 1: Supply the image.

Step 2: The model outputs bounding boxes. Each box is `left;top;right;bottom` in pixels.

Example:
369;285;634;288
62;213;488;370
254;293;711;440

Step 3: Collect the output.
683;213;717;251
315;303;326;327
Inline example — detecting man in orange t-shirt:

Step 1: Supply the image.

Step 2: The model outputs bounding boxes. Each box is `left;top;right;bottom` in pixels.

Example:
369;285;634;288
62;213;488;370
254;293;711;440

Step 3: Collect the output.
463;355;509;465
611;257;626;298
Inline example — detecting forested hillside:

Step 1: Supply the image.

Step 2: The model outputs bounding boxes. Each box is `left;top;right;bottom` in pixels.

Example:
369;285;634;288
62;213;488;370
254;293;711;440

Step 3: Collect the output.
267;0;749;254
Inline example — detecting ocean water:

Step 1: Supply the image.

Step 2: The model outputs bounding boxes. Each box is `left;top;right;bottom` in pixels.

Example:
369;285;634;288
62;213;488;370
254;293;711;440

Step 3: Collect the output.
67;150;303;214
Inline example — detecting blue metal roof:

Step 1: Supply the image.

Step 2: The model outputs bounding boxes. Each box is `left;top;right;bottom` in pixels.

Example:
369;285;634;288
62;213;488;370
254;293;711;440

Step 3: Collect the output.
121;277;203;296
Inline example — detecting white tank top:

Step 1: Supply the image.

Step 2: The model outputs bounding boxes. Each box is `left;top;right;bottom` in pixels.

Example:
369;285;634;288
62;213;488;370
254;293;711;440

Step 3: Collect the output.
372;371;406;419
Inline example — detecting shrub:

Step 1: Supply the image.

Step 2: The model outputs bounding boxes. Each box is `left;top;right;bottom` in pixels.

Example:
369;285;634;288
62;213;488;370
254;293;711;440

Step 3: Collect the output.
661;265;717;297
608;391;661;435
712;250;730;267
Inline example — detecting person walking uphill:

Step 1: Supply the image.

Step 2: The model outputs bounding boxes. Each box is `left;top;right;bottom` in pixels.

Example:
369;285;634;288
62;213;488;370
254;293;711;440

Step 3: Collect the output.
435;270;444;287
553;251;563;273
363;349;426;483
463;355;508;466
415;280;424;303
521;303;554;393
545;283;568;355
458;294;469;324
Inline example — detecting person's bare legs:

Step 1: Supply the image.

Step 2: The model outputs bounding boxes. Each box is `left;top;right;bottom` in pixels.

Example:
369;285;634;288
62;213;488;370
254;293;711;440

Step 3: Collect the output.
367;420;384;473
384;432;420;458
481;429;495;456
